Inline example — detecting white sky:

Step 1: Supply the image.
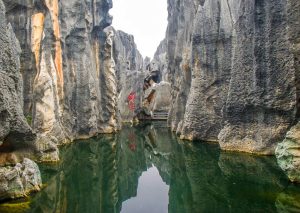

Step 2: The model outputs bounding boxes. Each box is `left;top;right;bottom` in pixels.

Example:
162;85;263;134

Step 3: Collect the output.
110;0;168;59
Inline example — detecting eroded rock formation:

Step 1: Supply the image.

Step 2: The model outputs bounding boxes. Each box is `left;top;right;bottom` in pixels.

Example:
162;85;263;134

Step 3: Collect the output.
3;0;118;161
139;50;172;121
218;0;298;154
0;0;35;151
113;30;145;122
0;158;41;201
0;0;151;165
0;0;41;201
1;0;299;203
275;0;300;183
142;81;172;119
151;39;168;82
0;0;144;201
276;122;300;183
163;0;300;156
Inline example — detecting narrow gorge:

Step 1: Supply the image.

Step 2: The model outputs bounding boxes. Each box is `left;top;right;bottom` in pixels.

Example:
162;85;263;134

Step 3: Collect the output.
0;0;300;212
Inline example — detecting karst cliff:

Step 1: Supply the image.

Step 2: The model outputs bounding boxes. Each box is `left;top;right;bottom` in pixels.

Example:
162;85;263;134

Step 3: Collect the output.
0;0;42;200
3;0;118;162
0;0;148;201
161;0;300;182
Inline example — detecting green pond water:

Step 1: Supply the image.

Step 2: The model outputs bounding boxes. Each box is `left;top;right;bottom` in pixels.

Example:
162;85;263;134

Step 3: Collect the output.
10;122;300;212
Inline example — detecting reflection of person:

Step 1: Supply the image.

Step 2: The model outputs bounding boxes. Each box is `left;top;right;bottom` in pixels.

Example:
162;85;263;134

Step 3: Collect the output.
129;143;136;152
128;131;137;152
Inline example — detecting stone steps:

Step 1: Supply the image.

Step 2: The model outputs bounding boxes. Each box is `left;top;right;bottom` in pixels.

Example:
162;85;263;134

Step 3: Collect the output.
152;111;169;120
138;111;169;121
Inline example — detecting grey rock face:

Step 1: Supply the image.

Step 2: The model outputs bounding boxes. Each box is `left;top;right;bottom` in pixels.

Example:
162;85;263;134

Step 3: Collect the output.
143;57;151;71
151;39;168;81
180;0;232;142
0;158;41;201
113;30;146;122
0;0;42;201
114;30;144;76
163;0;299;155
143;82;172;116
218;0;297;154
275;0;300;182
2;0;147;161
3;0;117;160
276;122;300;183
0;0;36;149
165;0;195;134
116;70;146;122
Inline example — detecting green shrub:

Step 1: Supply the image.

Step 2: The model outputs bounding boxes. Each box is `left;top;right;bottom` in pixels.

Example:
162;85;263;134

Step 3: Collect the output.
26;115;33;125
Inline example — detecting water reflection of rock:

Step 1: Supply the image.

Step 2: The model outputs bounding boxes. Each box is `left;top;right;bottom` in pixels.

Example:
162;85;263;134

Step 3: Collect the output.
28;135;119;213
169;139;228;212
26;123;300;213
276;185;300;212
27;123;173;213
218;152;288;212
116;126;147;210
141;123;172;184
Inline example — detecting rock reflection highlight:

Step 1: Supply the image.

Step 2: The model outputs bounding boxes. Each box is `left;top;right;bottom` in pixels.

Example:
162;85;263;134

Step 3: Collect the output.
23;122;300;213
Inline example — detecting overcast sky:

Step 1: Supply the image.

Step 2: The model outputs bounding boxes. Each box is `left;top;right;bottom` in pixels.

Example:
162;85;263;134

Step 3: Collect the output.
110;0;168;59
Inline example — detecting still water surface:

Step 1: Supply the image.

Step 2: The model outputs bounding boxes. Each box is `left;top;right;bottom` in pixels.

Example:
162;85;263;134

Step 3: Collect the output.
16;122;300;212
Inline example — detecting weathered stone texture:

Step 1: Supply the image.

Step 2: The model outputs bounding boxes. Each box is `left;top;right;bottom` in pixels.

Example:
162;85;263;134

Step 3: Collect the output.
143;82;172;115
113;30;144;77
1;0;150;164
180;0;232;142
219;0;297;154
166;0;194;134
116;70;145;122
151;39;168;81
0;0;42;201
0;0;36;148
3;0;118;160
274;0;300;183
113;30;146;122
0;158;41;201
276;122;300;183
164;0;299;155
